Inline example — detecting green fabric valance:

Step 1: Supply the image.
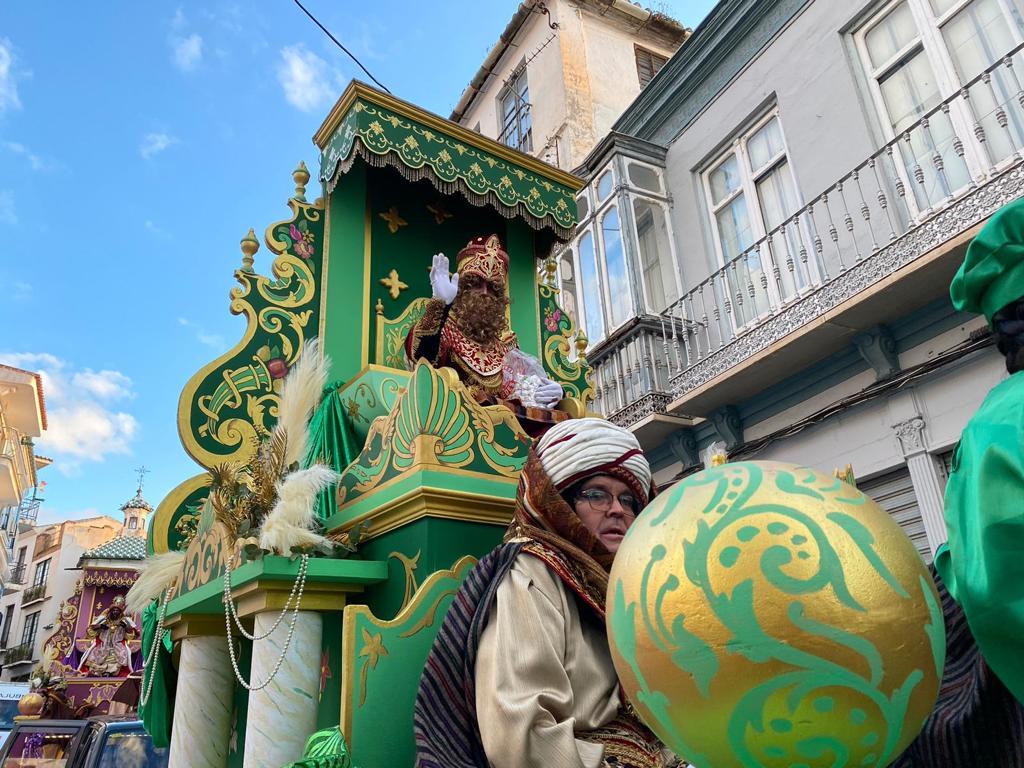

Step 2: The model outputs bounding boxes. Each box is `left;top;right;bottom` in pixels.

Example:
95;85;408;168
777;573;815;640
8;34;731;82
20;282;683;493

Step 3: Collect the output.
316;83;582;238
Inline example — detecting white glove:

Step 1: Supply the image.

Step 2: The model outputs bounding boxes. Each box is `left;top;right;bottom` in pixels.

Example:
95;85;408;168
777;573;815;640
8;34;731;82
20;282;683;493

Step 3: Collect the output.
534;378;563;409
430;253;459;305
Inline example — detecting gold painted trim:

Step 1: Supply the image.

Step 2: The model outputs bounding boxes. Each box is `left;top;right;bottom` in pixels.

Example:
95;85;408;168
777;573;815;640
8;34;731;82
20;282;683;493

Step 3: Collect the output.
313;82;585;191
149;473;209;556
318;189;332;348
340;555;477;752
230;579;361;618
374;297;432;370
361;199;372;368
333;483;516;541
165;613;228;642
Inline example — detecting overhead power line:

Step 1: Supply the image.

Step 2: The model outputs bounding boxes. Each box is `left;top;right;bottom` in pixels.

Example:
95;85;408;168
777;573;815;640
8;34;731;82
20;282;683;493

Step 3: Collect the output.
291;0;391;94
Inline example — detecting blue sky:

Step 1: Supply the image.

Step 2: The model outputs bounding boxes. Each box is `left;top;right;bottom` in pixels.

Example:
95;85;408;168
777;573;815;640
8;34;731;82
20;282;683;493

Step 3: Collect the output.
0;0;716;526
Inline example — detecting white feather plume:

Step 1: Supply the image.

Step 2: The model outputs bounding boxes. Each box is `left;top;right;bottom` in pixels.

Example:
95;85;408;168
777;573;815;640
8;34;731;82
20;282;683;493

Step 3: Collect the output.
258;464;339;555
125;550;186;615
276;338;329;468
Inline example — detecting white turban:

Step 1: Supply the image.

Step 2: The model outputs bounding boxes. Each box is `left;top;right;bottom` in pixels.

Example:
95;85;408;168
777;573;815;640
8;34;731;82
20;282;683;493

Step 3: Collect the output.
534;417;653;505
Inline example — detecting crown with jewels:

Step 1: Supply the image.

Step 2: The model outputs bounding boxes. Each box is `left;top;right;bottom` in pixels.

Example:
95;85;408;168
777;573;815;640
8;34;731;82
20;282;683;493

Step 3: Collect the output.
456;234;509;285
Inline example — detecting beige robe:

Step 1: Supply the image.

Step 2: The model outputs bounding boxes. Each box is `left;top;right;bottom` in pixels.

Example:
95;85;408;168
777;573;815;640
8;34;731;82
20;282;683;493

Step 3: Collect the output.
475;553;621;768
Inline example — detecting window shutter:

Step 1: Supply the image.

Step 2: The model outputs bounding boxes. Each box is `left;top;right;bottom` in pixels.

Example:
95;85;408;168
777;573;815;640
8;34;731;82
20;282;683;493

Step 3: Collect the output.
636;47;668;89
860;467;931;563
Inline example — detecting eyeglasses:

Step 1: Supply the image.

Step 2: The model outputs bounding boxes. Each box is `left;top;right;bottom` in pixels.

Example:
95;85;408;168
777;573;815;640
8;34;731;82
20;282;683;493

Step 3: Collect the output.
576;488;640;515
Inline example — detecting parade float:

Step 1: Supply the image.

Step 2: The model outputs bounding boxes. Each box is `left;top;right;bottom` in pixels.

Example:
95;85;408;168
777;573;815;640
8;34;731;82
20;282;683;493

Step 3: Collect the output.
138;81;592;768
134;80;943;768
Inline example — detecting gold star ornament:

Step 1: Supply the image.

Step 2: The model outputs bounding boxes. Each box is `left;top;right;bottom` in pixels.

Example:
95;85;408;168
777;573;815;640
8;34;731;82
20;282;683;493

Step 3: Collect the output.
379;206;408;234
380;269;409;299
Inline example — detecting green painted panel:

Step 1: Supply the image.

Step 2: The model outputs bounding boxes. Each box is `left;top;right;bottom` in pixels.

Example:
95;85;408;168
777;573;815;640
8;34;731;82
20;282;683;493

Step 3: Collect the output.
344;556;476;768
357;518;504;621
227;639;251;768
318;612;343;731
323;163;368;383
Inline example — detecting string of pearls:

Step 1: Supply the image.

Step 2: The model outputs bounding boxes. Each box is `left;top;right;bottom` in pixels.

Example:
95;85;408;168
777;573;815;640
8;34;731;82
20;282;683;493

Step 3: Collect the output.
138;587;173;708
222;553;309;691
223;551;306;641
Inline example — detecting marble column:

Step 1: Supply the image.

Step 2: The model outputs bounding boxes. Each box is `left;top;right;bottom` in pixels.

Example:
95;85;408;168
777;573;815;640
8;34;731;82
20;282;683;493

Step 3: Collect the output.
242;611;323;768
893;416;949;556
168;636;234;768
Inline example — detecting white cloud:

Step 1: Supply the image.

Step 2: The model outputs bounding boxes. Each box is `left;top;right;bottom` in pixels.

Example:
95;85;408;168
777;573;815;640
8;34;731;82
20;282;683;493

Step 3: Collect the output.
70;369;134;401
177;317;224;349
173;33;203;71
0;190;15;224
3;140;58;172
0;38;23;113
140;132;178;160
277;45;338;112
0;352;139;475
168;10;203;72
144;219;168;238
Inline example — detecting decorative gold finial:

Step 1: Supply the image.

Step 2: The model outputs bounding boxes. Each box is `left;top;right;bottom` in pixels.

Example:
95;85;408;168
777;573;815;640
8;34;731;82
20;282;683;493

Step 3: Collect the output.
375;298;384;315
834;464;857;488
240;228;259;271
543;254;558;288
293;161;310;202
575;332;589;361
710;451;729;467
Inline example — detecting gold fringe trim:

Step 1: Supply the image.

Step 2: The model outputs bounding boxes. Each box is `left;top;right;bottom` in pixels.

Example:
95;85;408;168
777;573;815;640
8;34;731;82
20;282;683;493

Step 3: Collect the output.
324;138;572;240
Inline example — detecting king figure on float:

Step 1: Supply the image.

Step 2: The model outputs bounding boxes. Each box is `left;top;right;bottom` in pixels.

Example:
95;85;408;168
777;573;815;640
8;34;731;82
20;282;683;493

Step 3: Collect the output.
405;234;564;411
77;595;138;677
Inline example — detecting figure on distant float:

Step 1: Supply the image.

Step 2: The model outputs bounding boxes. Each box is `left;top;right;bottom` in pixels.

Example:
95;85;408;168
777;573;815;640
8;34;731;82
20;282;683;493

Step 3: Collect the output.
404;234;564;409
78;595;137;677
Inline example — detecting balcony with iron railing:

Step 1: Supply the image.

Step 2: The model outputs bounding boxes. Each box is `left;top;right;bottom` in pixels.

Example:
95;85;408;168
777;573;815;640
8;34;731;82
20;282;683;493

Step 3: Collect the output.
1;642;34;667
21;581;47;605
588;315;694;442
638;45;1024;420
7;562;26;585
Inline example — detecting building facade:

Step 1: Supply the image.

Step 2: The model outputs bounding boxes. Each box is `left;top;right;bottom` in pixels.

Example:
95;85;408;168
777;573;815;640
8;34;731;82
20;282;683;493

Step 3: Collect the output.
0;364;49;588
558;0;1024;562
450;0;689;170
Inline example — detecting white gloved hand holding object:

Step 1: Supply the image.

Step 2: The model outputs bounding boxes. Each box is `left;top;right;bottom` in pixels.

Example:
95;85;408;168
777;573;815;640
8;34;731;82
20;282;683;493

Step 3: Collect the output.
533;378;563;409
430;253;459;305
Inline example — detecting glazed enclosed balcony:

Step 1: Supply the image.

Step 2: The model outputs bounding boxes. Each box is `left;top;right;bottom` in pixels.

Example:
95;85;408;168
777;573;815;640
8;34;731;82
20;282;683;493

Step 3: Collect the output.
659;45;1024;417
0;426;31;508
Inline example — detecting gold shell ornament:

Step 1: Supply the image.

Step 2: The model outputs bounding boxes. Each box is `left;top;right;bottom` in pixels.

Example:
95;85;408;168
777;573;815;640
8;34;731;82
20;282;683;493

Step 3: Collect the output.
607;461;944;768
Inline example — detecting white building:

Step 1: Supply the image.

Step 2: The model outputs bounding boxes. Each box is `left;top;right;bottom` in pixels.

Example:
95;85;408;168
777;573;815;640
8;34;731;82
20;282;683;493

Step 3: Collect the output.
451;0;689;170
0;364;49;592
558;0;1024;562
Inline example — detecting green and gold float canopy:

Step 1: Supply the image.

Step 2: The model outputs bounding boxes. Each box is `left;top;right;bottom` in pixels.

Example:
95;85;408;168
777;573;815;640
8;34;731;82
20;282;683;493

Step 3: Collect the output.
314;81;582;239
148;82;586;555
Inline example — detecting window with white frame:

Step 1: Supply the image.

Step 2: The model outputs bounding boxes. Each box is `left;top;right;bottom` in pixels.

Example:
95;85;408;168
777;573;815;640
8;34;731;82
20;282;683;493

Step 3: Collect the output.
855;0;1024;210
570;165;638;345
702;112;808;328
498;66;533;153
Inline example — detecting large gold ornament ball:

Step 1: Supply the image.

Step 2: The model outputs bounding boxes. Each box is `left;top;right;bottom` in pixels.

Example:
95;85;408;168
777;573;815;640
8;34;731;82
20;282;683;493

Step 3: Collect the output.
607;461;944;768
17;691;44;717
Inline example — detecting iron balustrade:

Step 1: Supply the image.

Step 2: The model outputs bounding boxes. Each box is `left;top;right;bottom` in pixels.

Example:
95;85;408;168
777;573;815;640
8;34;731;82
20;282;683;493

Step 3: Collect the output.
21;582;46;605
8;562;26;585
2;642;33;666
660;42;1024;395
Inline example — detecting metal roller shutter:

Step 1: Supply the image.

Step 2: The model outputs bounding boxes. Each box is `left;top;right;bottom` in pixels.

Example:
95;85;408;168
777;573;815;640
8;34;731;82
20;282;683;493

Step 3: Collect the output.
860;467;931;563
